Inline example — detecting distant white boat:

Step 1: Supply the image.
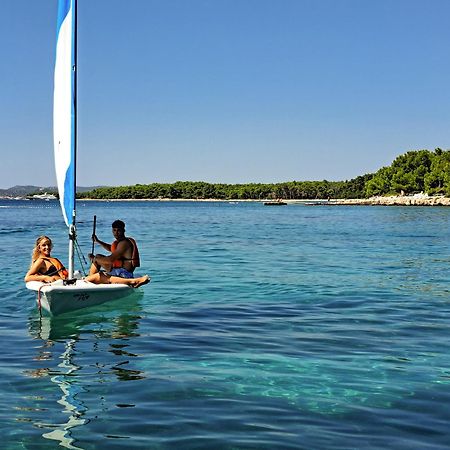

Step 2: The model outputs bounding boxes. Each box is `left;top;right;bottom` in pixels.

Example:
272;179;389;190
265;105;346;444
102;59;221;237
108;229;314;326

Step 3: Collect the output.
31;192;57;201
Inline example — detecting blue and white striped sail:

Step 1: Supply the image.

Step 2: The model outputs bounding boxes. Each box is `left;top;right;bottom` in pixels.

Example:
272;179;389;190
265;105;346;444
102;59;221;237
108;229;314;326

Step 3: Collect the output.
54;0;76;227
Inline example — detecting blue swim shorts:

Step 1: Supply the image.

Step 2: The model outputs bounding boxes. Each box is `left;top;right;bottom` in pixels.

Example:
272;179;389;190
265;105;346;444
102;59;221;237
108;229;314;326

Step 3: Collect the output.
108;268;134;279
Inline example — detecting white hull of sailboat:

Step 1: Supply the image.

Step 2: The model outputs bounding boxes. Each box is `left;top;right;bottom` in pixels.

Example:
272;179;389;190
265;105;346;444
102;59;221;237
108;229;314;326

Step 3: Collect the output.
26;279;135;316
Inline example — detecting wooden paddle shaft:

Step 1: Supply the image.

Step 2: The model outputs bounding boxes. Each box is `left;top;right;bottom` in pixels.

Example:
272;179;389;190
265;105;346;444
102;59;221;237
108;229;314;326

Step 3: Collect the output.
91;215;97;254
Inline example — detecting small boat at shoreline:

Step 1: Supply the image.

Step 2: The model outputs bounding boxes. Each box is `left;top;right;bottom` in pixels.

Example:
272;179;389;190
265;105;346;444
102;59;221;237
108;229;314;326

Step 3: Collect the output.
264;200;287;206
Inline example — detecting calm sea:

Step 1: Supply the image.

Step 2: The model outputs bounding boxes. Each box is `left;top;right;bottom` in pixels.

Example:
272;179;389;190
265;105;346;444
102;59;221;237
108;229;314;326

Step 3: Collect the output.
1;199;450;449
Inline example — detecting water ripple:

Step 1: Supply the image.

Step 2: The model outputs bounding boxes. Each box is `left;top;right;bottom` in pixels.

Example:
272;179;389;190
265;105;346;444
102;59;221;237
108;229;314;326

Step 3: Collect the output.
2;202;450;449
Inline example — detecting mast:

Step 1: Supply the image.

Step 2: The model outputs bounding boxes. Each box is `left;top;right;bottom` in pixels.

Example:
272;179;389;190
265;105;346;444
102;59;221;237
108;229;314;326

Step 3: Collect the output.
54;0;77;278
68;0;77;278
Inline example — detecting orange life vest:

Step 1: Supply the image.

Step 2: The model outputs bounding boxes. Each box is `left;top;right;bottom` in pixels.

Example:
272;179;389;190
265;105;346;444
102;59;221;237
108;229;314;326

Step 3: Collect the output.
41;257;69;279
111;237;140;269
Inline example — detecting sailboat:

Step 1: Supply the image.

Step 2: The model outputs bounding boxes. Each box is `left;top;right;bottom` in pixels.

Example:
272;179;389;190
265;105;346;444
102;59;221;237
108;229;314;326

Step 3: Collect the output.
26;0;137;316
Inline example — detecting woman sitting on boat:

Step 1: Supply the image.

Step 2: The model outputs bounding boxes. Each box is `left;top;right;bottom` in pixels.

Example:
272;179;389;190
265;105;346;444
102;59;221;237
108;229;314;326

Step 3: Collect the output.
24;236;69;283
25;235;149;288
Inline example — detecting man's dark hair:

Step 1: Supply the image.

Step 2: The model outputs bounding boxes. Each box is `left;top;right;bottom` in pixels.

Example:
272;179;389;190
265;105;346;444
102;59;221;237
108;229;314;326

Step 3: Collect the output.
112;220;125;230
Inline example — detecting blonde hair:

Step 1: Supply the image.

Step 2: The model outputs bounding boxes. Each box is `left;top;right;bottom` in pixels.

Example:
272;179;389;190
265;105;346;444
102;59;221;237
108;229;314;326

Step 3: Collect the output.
31;235;53;265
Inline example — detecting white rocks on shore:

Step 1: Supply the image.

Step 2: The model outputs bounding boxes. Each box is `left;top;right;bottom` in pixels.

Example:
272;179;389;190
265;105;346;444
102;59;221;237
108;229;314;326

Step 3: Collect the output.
329;193;450;206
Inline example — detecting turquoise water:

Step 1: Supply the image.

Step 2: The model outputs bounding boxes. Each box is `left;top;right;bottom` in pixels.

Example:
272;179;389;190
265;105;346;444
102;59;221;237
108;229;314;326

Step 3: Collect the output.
1;200;450;449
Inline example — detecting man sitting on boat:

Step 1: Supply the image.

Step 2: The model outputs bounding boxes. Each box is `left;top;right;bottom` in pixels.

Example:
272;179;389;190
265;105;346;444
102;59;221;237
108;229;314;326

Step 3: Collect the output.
88;219;148;286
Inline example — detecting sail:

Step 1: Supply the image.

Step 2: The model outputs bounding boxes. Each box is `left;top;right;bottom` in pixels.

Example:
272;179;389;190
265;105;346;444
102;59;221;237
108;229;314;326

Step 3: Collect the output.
53;0;76;227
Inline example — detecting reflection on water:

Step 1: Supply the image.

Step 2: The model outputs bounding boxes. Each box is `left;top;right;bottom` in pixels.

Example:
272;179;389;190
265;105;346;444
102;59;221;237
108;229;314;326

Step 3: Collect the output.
29;292;144;341
40;339;87;450
25;294;144;448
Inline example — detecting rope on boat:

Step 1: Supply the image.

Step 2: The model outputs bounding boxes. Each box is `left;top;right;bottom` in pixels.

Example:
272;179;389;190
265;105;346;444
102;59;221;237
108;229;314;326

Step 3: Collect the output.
74;237;88;277
37;284;44;313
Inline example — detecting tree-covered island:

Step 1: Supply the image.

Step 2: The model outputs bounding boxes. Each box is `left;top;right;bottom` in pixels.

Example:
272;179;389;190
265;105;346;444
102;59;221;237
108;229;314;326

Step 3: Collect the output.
78;148;450;200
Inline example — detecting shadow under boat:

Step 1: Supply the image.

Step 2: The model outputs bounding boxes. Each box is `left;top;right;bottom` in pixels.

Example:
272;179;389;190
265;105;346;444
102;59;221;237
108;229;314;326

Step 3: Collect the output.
29;290;144;341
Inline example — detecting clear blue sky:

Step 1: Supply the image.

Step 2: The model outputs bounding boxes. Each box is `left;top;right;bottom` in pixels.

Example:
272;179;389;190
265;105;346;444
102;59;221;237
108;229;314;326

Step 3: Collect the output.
2;0;450;188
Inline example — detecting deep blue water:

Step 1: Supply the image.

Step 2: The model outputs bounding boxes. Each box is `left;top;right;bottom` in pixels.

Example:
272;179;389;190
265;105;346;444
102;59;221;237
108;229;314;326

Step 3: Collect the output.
1;199;450;449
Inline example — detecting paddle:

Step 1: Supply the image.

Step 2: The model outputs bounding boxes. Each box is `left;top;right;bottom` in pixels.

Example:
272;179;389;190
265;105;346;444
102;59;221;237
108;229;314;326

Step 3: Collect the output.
91;215;97;254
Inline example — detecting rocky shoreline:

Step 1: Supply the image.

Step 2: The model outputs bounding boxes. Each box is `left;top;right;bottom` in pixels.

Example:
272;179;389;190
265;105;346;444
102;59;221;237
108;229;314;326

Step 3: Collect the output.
308;194;450;207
